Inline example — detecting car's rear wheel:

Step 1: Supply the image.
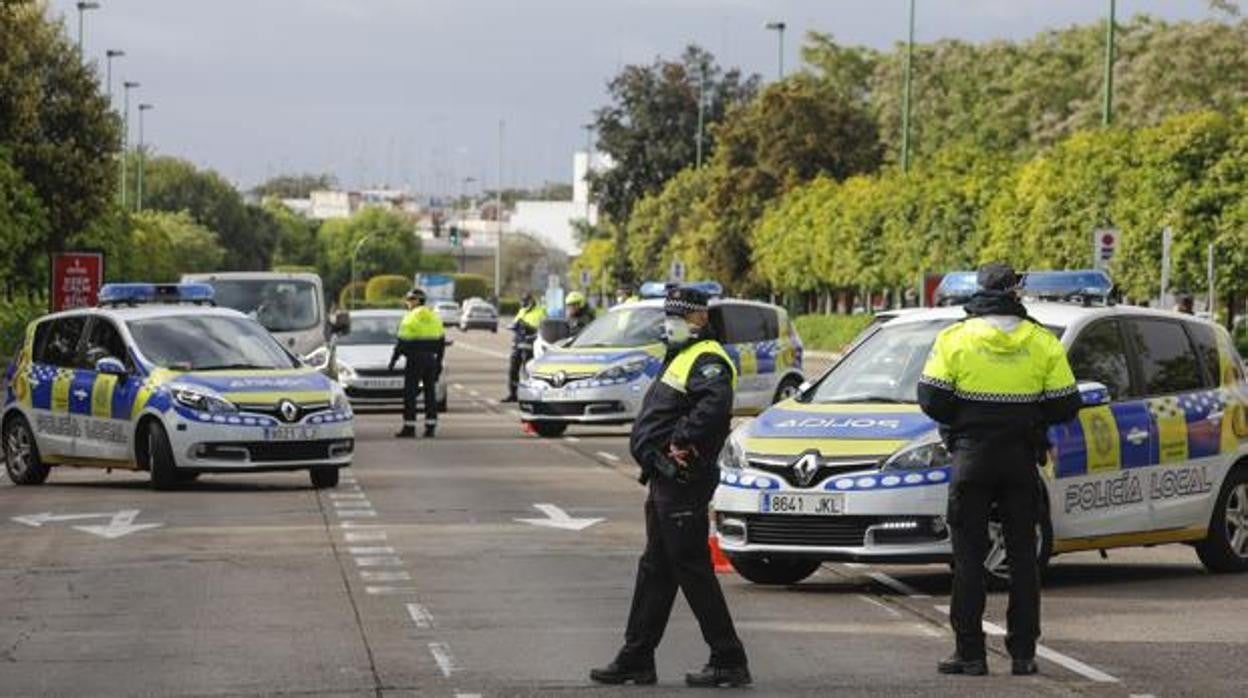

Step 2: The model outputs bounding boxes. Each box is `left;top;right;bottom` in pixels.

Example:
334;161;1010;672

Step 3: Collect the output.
727;554;821;585
772;375;804;404
4;415;50;485
1196;465;1248;573
530;421;568;438
146;422;179;491
310;467;340;489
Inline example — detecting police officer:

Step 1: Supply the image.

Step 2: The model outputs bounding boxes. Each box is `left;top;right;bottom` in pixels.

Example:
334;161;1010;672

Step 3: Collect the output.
389;288;445;438
501;292;544;403
615;284;639;306
564;291;595;336
917;263;1081;677
591;285;750;689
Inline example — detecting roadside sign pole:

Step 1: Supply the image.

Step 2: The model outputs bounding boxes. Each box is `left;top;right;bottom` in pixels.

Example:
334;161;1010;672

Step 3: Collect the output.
1207;242;1215;317
1159;226;1172;307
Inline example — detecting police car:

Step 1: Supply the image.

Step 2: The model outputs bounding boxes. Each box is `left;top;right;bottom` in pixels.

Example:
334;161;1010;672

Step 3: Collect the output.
714;276;1248;584
517;283;805;437
2;284;354;490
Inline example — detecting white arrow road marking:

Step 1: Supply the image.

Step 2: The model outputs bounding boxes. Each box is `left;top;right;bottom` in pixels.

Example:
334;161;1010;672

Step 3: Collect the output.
515;503;603;532
12;510;162;539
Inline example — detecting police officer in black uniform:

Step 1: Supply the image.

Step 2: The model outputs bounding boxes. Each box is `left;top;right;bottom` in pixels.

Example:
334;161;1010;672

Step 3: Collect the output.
388;288;445;438
590;285;750;689
501;292;544;403
917;264;1082;677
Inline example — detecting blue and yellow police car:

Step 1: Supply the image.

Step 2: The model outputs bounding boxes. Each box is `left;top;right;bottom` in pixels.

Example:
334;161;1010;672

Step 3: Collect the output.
2;283;354;490
714;280;1248;584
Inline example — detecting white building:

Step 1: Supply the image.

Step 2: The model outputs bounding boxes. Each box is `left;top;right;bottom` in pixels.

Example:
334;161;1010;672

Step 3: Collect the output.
509;151;613;256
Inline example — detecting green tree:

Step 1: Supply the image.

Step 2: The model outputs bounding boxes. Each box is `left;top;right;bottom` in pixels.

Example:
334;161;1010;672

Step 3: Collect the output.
124;211;225;282
316;208;421;300
0;149;50;290
624;166;714;281
266;199;319;267
251;172;336;199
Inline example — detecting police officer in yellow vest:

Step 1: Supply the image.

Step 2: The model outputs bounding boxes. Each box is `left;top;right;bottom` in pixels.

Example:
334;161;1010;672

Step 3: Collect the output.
389;288;445;438
591;285;750;689
917;264;1081;677
502;292;545;402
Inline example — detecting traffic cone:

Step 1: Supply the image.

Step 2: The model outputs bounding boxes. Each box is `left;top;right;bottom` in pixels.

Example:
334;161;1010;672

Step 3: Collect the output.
520;421;537;436
708;532;733;574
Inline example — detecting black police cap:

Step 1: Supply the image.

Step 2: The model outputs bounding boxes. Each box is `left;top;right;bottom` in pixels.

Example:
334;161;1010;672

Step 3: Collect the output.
664;284;710;316
977;263;1021;292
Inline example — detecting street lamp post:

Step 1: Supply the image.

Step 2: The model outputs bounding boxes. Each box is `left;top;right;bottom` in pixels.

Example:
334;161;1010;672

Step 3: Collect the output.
764;21;786;80
582;123;594;221
494;119;504;303
121;80;139;209
349;234;378;310
105;49;124;99
695;63;707;168
901;0;916;172
1102;0;1117;127
137;103;153;211
76;2;100;54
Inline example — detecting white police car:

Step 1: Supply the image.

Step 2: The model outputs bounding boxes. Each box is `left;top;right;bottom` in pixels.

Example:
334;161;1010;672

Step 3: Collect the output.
2;284;354;490
715;287;1248;584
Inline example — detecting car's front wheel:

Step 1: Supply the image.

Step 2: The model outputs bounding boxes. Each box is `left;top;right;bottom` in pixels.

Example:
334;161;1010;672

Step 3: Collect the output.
727;554;821;585
4;415;50;485
529;421;567;438
1196;465;1248;573
310;467;340;489
146;422;180;491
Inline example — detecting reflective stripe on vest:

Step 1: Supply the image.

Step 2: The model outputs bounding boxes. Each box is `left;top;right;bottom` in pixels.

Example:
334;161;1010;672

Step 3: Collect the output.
660;340;737;393
397;307;445;340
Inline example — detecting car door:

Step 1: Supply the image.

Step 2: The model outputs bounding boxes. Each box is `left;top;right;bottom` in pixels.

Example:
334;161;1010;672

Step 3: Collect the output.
26;314;88;458
75;316;140;462
716;304;770;411
1050;318;1155;539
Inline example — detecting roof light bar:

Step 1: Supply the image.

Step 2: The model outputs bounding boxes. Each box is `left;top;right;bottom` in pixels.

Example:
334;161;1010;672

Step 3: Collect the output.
98;283;216;306
638;281;725;299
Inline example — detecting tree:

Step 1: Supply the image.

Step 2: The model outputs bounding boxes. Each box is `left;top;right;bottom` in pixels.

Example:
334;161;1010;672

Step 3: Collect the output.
623;167;714;281
124;211;225;282
316;208;421;300
266;199;319;267
0;0;120;258
251;173;336;199
0;149;49;291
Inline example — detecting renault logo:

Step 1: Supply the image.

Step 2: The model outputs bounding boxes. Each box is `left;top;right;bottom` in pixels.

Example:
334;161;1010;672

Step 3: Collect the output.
792;452;820;487
551;371;568;388
278;400;299;423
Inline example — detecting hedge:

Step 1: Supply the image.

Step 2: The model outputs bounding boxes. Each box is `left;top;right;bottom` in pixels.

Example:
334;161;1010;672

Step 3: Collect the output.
451;274;491;303
337;281;368;309
364;275;411;303
0;293;46;363
793;314;874;353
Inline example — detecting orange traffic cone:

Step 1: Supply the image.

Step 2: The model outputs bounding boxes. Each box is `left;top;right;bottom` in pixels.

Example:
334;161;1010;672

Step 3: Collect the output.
520;421;537;436
708;533;733;574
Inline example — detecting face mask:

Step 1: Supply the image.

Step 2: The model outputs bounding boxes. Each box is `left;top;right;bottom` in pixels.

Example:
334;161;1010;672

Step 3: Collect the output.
663;317;691;346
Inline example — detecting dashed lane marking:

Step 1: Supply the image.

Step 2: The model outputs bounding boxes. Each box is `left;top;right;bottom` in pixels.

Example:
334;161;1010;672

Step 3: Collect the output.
867;571;930;598
856;594;901;618
453;383;464;390
337;521;384;529
453;340;510;360
348;546;396;555
487;398;499;405
595;451;620;462
330;492;368;499
406;602;434;629
355;556;404;567
365;586;421;595
344;531;388;542
337;509;378;518
429;642;459;677
564;436;581;443
334;500;373;508
361;570;411;582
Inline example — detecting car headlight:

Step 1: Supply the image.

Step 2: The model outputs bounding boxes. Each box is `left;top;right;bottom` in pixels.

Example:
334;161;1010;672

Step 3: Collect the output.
171;385;237;414
717;429;747;471
597;359;648;381
882;433;951;471
335;360;356;380
330;383;351;412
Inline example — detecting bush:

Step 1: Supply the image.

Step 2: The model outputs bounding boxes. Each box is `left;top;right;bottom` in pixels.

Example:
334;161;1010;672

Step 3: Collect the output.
793;314;874;353
452;274;491;303
1234;321;1248;359
498;297;520;316
337;281;368;309
0;293;47;363
272;264;317;274
365;275;411;303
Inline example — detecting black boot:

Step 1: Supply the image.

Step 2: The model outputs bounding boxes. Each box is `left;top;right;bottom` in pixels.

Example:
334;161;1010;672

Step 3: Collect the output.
424;424;436;438
394;426;416;439
1011;658;1038;675
589;661;657;686
685;664;752;688
501;394;518;403
937;654;988;676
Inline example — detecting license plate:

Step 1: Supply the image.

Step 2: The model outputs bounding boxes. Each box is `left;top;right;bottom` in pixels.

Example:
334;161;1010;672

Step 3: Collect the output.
358;378;402;390
263;425;319;442
544;388;567;400
760;492;844;515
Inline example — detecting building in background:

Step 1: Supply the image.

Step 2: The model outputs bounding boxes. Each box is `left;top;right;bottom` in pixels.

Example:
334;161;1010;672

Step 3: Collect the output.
509;151;612;256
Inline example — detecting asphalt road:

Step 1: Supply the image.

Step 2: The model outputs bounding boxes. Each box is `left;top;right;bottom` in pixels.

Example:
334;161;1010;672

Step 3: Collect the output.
2;330;1245;697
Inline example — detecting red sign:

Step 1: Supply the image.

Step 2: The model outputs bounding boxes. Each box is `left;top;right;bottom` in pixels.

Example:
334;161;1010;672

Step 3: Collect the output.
922;273;945;308
50;251;105;311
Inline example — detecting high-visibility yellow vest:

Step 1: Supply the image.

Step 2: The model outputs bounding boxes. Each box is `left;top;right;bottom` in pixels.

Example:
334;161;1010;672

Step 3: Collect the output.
660;340;737;393
397;307;445;340
921;318;1075;402
516;305;546;330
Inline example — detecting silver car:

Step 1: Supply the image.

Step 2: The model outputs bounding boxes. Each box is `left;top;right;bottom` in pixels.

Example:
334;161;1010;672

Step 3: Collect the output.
307;310;448;411
434;301;461;326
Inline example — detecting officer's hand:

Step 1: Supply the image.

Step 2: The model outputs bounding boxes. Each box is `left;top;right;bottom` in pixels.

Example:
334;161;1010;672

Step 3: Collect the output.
668;443;697;467
654;453;692;484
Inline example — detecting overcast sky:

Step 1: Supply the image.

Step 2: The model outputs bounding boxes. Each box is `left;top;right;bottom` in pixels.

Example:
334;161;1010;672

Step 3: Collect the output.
55;0;1224;195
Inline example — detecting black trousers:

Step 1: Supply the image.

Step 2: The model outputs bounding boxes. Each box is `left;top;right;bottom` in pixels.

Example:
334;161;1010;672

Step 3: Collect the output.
618;497;746;668
507;347;531;398
402;360;439;428
947;454;1041;660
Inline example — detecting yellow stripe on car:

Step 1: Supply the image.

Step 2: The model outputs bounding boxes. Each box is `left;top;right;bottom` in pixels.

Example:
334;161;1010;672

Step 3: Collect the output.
223;390;331;405
1053;526;1207;554
770;401;923;415
91;373;117;418
51;369;72;413
744;437;908;458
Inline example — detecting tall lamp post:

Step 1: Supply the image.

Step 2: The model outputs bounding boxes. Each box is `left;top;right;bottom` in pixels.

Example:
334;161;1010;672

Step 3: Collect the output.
582;123;595;222
901;0;916;172
764;21;786;80
105;49;124;99
349;234;378;310
494;119;504;303
1102;0;1117;127
695;62;707;168
137;103;154;211
121;80;139;209
76;1;100;54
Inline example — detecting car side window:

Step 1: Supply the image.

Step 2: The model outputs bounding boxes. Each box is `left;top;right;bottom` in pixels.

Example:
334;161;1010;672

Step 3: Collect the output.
84;318;131;370
1185;322;1226;387
38;316;87;368
1122;318;1208;395
720;305;772;344
1068;320;1132;400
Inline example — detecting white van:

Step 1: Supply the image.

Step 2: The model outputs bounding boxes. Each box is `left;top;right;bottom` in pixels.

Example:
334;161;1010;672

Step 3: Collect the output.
182;272;327;356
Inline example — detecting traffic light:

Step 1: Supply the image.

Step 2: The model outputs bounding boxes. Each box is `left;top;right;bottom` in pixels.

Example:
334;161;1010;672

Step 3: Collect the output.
449;226;460;247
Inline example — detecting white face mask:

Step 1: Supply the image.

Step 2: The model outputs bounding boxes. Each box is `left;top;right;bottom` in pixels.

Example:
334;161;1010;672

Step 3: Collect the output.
663;316;691;346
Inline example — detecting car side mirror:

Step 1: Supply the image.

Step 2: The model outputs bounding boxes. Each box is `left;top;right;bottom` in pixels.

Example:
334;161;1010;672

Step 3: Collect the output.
330;310;351;336
1078;381;1111;407
95;357;127;375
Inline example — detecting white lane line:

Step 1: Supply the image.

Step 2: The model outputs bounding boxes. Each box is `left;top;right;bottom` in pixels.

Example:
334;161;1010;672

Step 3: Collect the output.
1129;695;1157;698
456;694;482;698
912;623;942;638
843;562;867;569
469;389;481;397
406;602;434;629
596;451;620;462
934;605;1119;684
336;509;378;518
453;340;510;360
337;521;383;529
334;500;373;508
429;642;459;677
487;398;499;406
856;594;901;618
564;435;581;443
365;586;420;595
360;570;411;582
354;556;404;567
330;492;368;499
344;531;387;542
867;571;930;598
348;546;395;555
453;383;464;390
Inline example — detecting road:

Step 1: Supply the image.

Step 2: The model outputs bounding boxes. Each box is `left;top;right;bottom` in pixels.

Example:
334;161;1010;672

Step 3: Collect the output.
2;330;1245;697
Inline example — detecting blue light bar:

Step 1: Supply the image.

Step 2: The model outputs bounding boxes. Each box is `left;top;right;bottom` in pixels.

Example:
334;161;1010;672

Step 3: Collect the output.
932;272;979;305
638;281;725;299
99;283;216;306
933;269;1114;306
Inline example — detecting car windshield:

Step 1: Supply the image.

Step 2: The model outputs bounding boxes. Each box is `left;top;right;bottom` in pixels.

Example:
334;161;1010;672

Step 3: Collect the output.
339;315;401;345
202;279;320;332
128;315;297;371
571;307;663;348
806;320;955;404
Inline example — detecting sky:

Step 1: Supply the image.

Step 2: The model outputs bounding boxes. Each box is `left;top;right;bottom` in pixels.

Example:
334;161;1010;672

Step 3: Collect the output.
53;0;1227;196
